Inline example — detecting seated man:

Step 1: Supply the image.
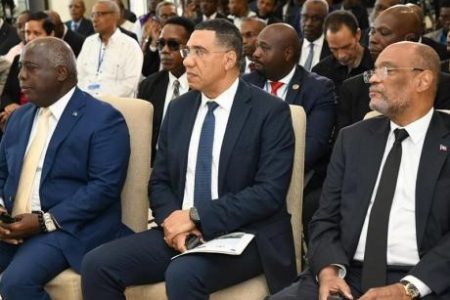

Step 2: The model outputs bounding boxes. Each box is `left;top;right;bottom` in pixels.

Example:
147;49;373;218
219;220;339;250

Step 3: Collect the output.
269;41;450;299
0;37;131;299
81;19;297;300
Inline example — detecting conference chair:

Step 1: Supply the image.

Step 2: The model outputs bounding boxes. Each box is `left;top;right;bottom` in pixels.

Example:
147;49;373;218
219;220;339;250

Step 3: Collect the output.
124;104;307;300
45;96;153;300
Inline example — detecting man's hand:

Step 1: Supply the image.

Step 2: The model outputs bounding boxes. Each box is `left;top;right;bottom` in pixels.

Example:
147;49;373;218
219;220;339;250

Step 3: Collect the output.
318;266;353;300
170;229;203;253
1;213;41;240
359;283;411;300
0;206;22;245
162;210;196;245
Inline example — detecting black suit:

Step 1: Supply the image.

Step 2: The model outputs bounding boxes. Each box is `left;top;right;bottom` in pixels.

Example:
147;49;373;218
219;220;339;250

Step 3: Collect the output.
65;18;94;37
194;12;229;24
312;47;373;95
337;72;450;133
0;56;20;111
242;66;336;172
63;29;85;57
0;22;20;55
137;70;170;161
421;36;450;61
441;59;450;73
270;112;450;299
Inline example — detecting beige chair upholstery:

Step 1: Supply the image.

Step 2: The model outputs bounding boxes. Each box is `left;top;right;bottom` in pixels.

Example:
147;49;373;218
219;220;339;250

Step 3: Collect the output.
125;105;307;300
45;96;153;300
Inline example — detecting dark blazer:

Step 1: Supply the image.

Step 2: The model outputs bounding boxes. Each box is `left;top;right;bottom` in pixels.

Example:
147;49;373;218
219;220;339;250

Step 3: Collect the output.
319;40;332;62
242;66;336;172
312;46;373;95
194;12;229;24
308;112;450;297
0;22;21;55
441;59;450;73
150;79;297;293
63;28;85;57
421;36;450;61
337;72;450;133
142;48;160;77
0;88;132;271
137;70;169;160
65;18;95;37
0;55;20;111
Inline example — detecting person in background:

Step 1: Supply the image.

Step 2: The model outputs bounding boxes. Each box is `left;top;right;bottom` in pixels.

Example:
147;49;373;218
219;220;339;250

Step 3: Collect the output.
66;0;95;37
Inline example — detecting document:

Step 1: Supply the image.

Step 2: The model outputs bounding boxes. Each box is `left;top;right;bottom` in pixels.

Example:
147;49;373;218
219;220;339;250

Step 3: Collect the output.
172;232;255;259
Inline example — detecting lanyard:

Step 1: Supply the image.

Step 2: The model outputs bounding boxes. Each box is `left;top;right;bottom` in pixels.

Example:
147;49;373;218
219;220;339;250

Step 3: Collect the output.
97;41;106;75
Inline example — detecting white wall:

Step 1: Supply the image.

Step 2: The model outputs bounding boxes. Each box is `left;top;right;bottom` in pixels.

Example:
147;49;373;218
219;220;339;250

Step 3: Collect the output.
48;0;71;22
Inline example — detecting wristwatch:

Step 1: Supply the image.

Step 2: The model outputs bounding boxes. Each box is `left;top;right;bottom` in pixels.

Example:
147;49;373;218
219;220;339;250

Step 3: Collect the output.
400;280;420;299
189;207;201;229
43;212;57;232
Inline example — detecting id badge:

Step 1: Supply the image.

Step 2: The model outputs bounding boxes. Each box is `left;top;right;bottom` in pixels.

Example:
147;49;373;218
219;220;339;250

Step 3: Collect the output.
87;82;101;93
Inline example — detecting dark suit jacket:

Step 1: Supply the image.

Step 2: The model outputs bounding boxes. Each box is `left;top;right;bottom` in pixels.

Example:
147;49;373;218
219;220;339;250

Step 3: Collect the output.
0;87;132;271
0;22;21;55
421;36;450;61
309;112;450;297
242;66;336;172
441;59;450;73
0;55;20;111
312;46;373;95
63;29;85;57
142;48;160;77
137;70;169;161
150;79;297;293
337;72;450;133
194;12;229;24
65;18;95;37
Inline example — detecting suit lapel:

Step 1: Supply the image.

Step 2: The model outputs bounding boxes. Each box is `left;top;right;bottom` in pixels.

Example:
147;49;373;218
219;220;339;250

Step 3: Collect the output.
153;72;170;125
218;80;252;194
415;112;450;246
285;66;304;105
40;89;85;183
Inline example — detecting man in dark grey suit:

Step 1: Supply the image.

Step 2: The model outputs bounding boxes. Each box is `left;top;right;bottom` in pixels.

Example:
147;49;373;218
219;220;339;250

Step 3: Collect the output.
82;19;297;300
269;41;450;300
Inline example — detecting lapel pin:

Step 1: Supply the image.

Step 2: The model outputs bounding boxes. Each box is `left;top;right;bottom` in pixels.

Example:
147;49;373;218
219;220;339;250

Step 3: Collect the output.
292;84;300;90
72;111;78;117
439;144;447;151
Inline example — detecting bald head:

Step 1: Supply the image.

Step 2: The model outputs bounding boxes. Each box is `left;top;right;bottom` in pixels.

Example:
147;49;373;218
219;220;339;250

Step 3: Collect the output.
240;17;266;58
252;23;301;80
369;4;422;60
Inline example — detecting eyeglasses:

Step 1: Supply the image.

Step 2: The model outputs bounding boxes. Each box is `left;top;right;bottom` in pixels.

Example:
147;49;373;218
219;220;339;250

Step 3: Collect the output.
363;66;424;83
91;11;114;18
179;47;231;58
156;39;182;51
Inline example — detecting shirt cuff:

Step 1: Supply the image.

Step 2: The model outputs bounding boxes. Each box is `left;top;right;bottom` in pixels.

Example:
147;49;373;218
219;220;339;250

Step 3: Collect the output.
402;275;432;297
316;264;347;282
0;198;5;207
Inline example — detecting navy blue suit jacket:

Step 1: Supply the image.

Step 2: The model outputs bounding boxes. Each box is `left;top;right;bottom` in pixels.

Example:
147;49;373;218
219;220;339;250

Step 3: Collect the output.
242;66;336;172
150;79;297;293
0;88;132;271
309;112;450;297
65;18;94;37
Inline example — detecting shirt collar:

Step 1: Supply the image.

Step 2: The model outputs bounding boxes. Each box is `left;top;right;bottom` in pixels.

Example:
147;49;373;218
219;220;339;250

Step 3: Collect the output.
98;28;121;44
168;71;189;90
201;78;239;112
41;87;76;121
276;65;296;85
203;12;217;20
390;108;434;145
303;34;325;48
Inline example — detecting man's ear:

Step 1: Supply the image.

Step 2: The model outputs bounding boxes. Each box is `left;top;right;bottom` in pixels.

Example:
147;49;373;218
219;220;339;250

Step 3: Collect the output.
224;50;238;71
56;65;69;82
415;70;433;93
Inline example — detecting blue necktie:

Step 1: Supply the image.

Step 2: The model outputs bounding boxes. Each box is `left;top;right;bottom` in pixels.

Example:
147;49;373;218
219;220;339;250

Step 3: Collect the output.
194;101;219;206
304;42;314;71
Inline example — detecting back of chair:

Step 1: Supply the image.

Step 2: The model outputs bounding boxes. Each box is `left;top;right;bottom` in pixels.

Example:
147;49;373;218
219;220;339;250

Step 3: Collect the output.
287;105;306;273
97;95;153;232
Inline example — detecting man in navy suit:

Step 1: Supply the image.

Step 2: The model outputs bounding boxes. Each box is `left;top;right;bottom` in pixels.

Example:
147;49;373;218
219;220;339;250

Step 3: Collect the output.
0;37;131;300
66;0;94;37
269;42;450;299
81;19;297;300
242;22;335;174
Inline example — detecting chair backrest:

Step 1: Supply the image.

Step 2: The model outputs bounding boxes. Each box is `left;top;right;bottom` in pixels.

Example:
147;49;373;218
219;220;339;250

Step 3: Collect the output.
287;105;307;273
98;95;153;233
363;110;382;119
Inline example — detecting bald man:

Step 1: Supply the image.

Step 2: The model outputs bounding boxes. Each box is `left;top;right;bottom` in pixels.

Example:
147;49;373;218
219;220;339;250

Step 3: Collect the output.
270;41;450;300
0;37;131;300
337;4;450;134
240;16;266;73
243;23;335;175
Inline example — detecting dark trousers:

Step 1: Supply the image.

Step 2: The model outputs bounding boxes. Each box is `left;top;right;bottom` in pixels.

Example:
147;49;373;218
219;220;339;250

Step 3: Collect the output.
268;263;446;300
81;228;264;300
0;233;70;300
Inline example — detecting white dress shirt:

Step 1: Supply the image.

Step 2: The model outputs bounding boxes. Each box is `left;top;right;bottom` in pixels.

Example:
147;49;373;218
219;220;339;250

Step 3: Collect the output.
182;79;239;209
0;88;76;210
353;108;434;296
228;10;256;29
77;29;143;98
299;34;325;69
263;66;296;100
162;72;189;121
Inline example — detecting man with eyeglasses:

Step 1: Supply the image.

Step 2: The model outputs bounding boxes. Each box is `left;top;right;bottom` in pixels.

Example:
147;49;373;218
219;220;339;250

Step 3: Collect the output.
77;0;143;98
337;4;450;135
138;17;194;163
240;16;266;73
298;0;331;71
269;40;450;300
81;18;297;300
